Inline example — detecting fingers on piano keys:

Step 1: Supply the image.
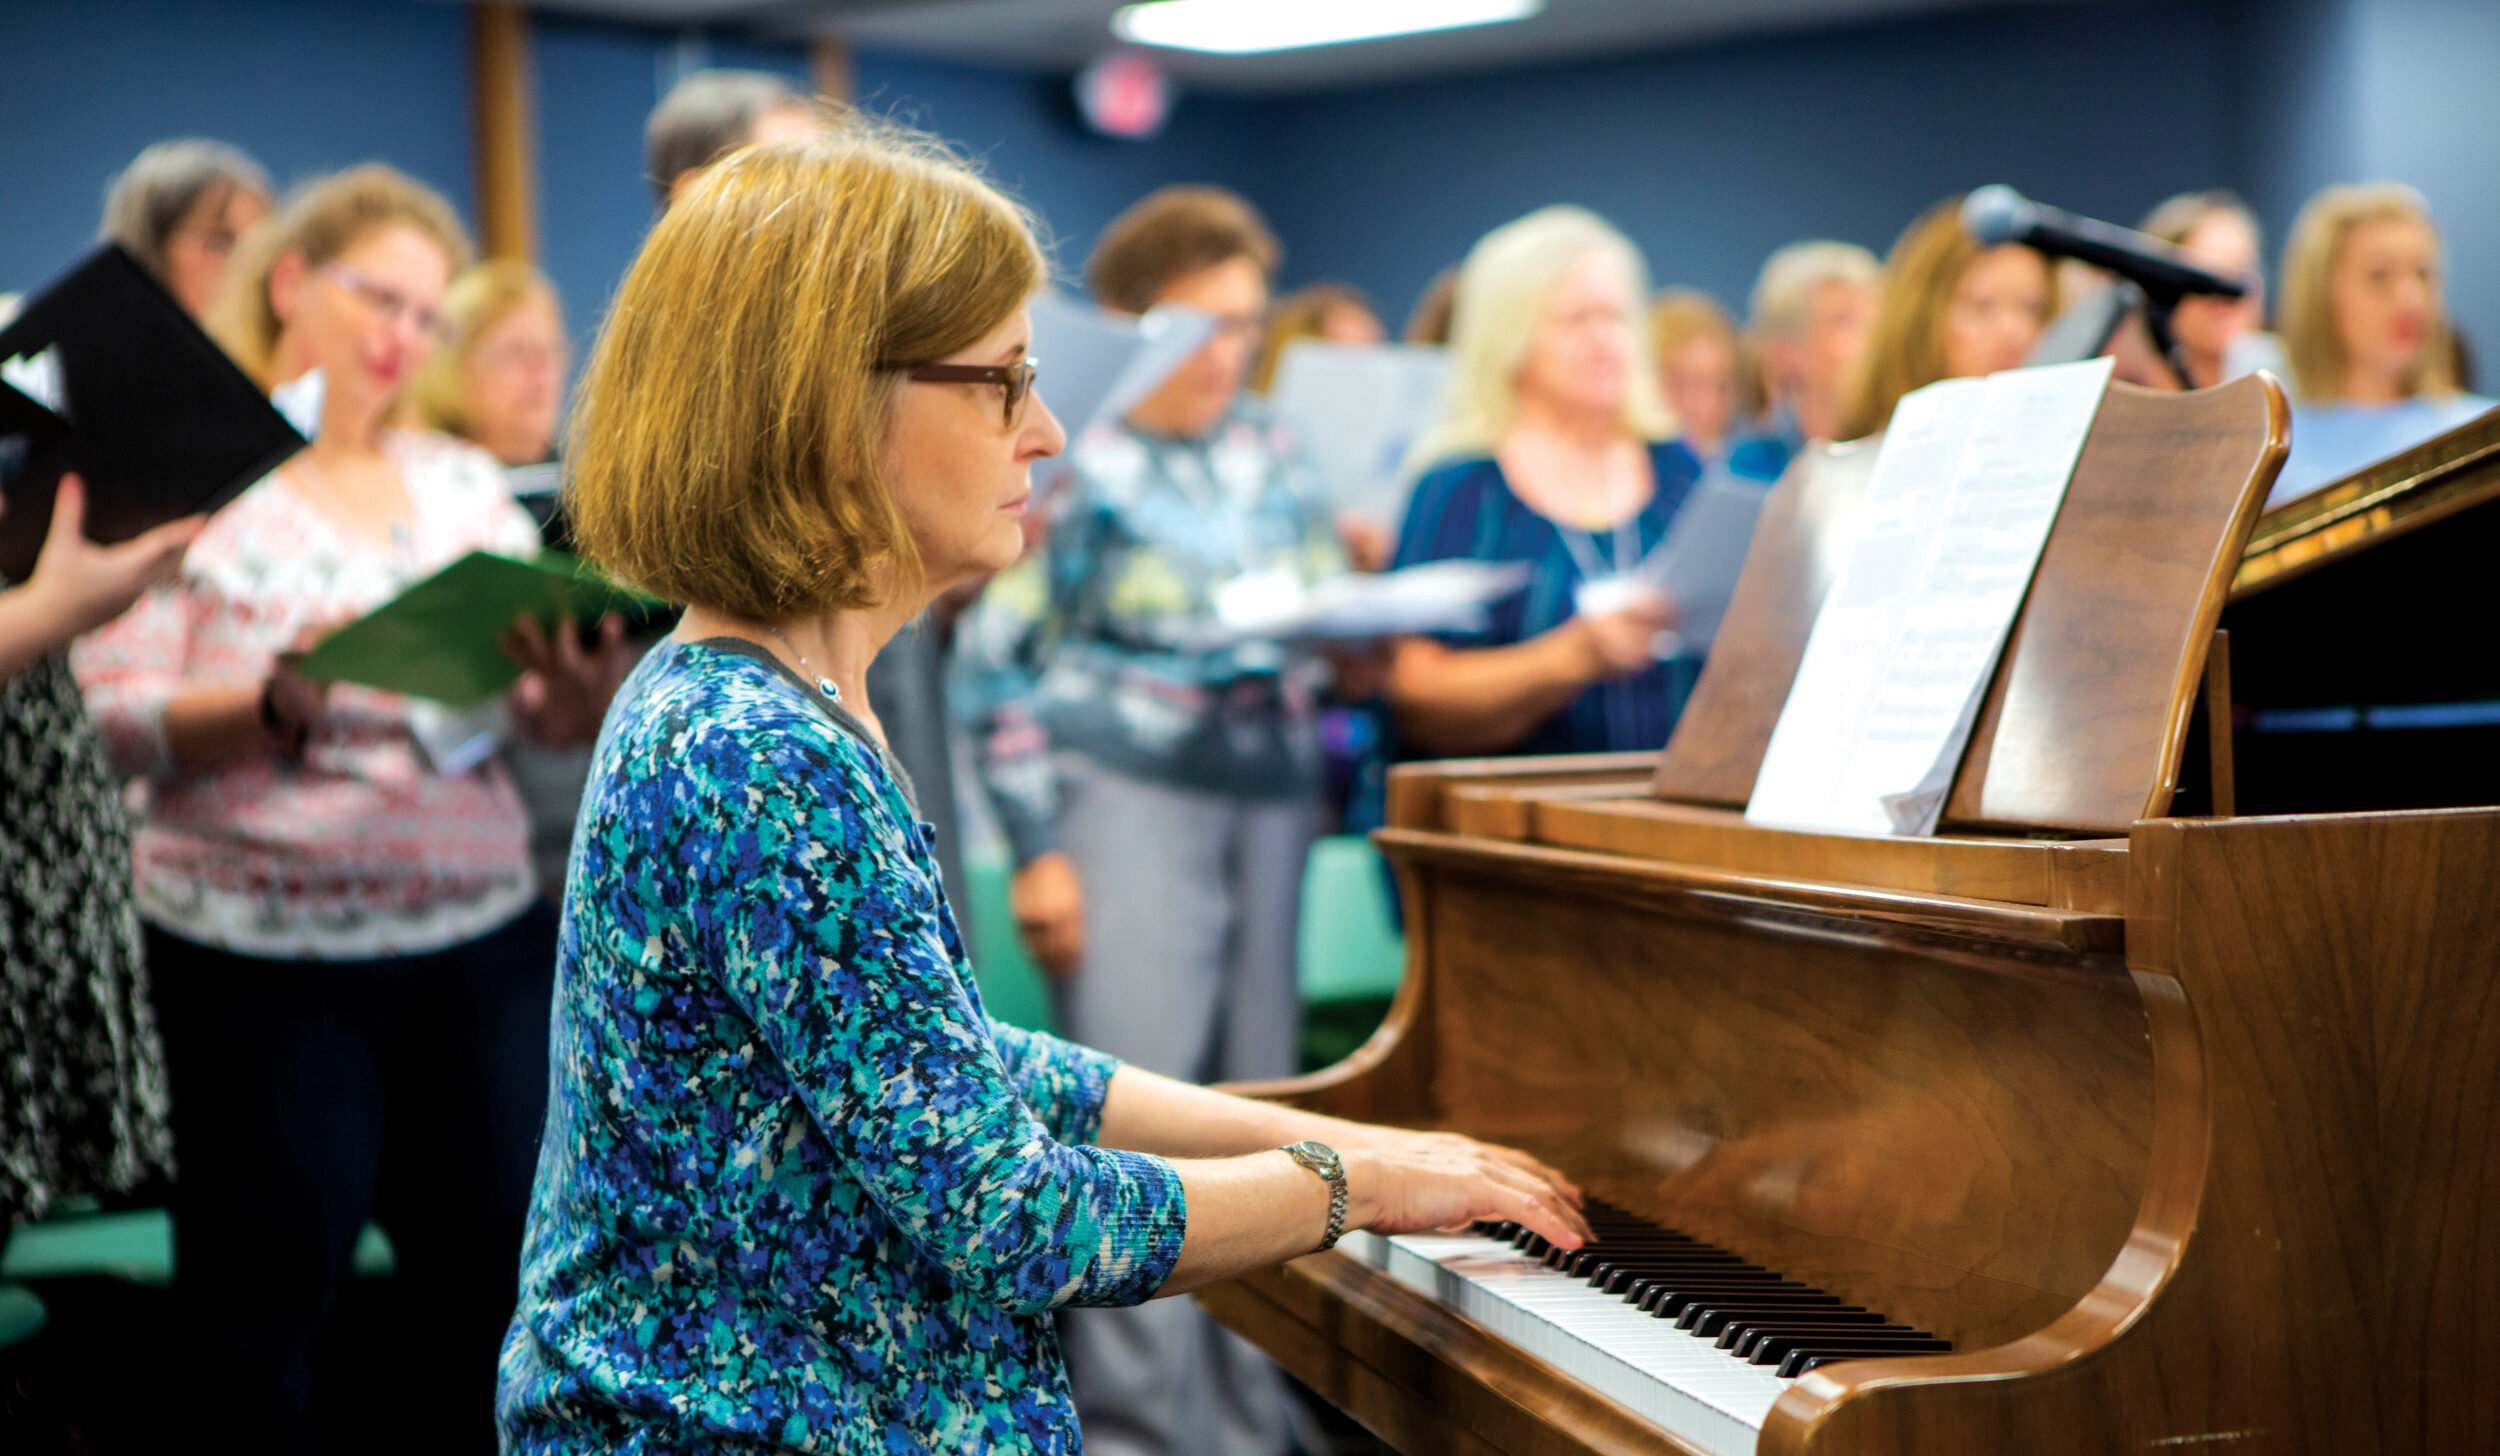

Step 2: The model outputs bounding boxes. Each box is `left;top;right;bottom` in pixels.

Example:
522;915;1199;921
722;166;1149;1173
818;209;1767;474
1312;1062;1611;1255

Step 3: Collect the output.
1480;1198;1953;1379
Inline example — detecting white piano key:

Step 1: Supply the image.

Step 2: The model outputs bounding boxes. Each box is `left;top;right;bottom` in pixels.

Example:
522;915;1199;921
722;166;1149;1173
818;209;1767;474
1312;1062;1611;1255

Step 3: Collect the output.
1336;1229;1789;1456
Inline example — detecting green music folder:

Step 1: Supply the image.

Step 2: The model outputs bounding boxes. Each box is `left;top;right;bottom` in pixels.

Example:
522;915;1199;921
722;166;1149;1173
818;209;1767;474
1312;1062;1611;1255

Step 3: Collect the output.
295;550;658;706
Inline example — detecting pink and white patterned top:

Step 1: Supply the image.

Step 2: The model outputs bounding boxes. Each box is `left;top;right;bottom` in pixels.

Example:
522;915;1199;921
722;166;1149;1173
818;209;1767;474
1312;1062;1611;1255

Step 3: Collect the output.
75;430;542;960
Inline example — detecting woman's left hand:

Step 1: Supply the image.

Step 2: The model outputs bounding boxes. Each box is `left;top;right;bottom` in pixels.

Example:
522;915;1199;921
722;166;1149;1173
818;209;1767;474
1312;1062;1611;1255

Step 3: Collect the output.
504;612;635;747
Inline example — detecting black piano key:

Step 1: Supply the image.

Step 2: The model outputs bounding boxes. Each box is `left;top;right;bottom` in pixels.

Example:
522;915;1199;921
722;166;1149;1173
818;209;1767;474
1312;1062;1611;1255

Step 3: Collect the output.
1595;1258;1754;1293
1620;1280;1800;1310
1628;1272;1796;1305
1730;1320;1925;1359
1667;1289;1849;1325
1714;1310;1895;1350
1688;1302;1867;1337
1745;1327;1941;1364
1724;1317;1908;1356
1780;1340;1954;1378
1637;1280;1812;1316
1572;1248;1749;1278
1474;1196;1959;1379
1586;1250;1728;1273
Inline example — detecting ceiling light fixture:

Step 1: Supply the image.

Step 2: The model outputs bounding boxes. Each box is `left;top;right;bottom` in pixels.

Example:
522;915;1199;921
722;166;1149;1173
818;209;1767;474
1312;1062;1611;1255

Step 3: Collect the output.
1110;0;1544;57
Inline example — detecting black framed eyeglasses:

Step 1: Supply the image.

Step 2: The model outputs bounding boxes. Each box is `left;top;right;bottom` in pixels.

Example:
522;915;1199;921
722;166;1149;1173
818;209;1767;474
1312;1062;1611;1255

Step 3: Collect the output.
892;357;1039;428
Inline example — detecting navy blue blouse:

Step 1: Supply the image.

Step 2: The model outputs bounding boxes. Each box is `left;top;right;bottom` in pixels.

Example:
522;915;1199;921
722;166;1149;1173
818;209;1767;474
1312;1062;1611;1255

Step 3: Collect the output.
1387;440;1709;764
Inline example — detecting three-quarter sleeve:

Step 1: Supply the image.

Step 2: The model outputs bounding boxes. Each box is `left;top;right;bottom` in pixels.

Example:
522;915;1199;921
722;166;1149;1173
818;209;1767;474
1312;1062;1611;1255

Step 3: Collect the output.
987;1019;1121;1146
668;707;1184;1313
71;580;205;778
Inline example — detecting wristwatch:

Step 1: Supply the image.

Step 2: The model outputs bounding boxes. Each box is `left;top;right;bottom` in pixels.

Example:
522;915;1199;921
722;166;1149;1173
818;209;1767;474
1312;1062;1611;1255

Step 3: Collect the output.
1282;1140;1348;1253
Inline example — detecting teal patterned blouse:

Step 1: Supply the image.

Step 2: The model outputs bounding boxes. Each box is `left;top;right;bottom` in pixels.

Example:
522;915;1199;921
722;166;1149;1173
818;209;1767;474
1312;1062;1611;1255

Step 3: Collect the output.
498;637;1188;1454
951;403;1346;867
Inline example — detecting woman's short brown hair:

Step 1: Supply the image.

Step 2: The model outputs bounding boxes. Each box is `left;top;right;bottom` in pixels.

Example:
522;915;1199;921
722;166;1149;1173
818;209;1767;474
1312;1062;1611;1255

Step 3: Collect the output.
1086;185;1280;315
1252;281;1376;394
565;121;1044;620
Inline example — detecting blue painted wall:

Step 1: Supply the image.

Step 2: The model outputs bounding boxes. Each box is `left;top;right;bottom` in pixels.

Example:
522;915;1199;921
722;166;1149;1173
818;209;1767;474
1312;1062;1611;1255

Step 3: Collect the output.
2347;0;2500;382
1252;1;2238;330
538;22;1269;356
3;0;2492;363
0;0;472;298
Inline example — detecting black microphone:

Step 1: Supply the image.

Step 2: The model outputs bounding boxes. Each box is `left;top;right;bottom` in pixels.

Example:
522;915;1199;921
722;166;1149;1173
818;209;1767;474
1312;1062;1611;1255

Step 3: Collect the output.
1963;185;2251;301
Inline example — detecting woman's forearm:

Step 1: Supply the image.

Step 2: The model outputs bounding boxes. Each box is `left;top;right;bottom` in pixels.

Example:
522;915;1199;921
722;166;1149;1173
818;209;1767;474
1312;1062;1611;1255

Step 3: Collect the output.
1096;1064;1342;1159
1156;1148;1338;1296
1388;629;1595;757
163;684;278;772
0;585;78;681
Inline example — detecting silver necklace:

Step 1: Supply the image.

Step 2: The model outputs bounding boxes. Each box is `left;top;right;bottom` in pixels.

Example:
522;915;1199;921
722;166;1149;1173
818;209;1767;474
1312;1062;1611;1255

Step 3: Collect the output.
766;626;843;704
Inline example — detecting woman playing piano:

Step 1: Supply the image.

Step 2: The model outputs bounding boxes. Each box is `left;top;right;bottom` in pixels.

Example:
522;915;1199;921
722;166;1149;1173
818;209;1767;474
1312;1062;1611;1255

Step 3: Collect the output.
493;121;1588;1454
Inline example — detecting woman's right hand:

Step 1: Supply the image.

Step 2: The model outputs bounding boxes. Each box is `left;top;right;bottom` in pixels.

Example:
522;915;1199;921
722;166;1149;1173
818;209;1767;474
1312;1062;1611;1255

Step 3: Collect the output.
1011;850;1086;979
1344;1141;1592;1250
23;474;203;638
1560;590;1677;683
261;624;340;751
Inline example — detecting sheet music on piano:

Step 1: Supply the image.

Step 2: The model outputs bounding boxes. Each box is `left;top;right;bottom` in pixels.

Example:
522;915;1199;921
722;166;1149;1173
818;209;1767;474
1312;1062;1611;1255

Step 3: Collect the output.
1746;356;2113;836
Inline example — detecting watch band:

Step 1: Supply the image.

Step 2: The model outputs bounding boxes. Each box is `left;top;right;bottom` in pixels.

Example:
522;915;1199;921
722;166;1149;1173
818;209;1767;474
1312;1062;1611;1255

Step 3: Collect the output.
1282;1140;1347;1253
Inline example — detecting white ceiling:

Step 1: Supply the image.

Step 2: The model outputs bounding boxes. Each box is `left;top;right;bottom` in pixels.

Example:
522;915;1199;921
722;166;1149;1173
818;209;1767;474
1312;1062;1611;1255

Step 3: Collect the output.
521;0;2097;95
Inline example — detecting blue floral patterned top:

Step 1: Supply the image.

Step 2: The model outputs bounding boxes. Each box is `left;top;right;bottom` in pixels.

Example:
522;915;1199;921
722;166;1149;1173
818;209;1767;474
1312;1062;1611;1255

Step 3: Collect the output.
951;403;1346;866
498;636;1188;1454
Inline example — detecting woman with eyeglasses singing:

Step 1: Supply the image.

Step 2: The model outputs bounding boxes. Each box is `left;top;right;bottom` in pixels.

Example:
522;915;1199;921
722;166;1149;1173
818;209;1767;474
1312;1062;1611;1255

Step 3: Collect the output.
72;164;633;1454
951;183;1380;1455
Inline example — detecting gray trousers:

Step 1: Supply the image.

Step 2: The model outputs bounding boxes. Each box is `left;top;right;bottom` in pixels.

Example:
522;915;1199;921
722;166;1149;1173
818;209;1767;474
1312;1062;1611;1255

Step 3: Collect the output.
1050;755;1316;1456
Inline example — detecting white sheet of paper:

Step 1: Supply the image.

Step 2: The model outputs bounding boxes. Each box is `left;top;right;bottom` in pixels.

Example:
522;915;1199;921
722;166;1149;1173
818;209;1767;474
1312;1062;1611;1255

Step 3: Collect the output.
1027;292;1215;492
1269;340;1450;527
1;344;67;418
1633;471;1771;649
1745;357;2114;836
1187;559;1531;647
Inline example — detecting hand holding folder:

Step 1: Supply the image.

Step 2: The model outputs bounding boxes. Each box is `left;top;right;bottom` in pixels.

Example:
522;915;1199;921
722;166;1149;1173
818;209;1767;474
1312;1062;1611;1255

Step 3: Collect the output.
0;245;304;583
294;550;658;707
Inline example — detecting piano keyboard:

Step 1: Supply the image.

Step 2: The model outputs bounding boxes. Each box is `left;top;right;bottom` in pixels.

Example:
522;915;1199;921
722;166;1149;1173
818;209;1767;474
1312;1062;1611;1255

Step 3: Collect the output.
1337;1201;1951;1456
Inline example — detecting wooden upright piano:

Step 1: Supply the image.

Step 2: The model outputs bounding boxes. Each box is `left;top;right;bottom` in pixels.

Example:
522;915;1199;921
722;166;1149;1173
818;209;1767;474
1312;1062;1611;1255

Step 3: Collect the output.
1203;378;2500;1455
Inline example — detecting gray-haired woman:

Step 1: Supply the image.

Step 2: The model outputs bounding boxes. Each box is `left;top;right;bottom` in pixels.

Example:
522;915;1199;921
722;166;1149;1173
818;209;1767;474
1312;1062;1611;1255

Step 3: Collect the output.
99;137;272;319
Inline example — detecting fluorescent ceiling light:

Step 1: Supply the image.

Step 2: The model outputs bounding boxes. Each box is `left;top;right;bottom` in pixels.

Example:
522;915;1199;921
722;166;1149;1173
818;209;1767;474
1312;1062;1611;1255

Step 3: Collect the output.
1111;0;1544;56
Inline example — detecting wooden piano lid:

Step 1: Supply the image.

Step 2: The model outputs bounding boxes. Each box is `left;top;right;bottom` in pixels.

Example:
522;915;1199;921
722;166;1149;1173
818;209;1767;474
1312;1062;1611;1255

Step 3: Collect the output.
1651;373;2290;838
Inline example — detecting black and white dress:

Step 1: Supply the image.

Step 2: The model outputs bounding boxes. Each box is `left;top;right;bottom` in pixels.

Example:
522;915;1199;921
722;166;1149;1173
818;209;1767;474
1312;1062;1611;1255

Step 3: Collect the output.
0;652;171;1228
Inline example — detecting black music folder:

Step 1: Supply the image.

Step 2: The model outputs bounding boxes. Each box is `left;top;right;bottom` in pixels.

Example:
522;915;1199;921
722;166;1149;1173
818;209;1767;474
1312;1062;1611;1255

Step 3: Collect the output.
0;244;305;582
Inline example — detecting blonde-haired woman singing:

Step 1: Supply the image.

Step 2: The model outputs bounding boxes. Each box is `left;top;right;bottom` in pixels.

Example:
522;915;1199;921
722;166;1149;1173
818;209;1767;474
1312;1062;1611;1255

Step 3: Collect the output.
1372;205;1703;797
413;258;568;472
74;165;628;1452
2270;181;2493;503
497;123;1584;1455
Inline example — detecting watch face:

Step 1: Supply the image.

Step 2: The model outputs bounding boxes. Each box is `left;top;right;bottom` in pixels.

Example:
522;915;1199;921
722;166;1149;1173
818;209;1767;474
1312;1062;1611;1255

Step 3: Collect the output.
1289;1140;1341;1176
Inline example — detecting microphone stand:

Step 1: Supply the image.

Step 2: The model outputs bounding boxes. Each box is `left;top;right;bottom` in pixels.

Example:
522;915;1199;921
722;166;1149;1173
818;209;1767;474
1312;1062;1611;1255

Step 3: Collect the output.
2132;281;2197;392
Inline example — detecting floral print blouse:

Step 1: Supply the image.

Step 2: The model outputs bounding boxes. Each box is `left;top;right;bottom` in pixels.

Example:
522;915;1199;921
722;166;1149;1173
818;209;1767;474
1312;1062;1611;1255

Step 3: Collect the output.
498;637;1187;1454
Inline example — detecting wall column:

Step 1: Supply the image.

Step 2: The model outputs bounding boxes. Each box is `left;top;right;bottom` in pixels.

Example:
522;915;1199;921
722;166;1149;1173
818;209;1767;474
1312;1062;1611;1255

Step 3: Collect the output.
470;1;538;261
